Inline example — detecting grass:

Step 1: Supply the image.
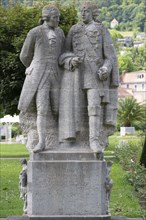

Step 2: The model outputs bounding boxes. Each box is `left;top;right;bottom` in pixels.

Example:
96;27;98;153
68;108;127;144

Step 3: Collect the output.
0;143;29;158
119;31;134;37
110;163;146;217
107;134;144;151
0;133;144;157
0;160;23;217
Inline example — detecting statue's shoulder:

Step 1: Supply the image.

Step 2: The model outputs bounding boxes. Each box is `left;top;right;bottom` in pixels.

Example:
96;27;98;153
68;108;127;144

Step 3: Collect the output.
28;25;42;36
94;21;105;31
56;27;65;37
70;22;84;34
94;21;110;36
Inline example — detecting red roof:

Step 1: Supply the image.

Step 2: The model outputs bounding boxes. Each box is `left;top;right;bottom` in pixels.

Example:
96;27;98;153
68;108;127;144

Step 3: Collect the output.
118;86;133;98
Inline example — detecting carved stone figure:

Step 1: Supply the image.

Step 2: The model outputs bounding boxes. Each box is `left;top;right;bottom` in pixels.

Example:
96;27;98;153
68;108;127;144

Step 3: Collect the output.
59;1;119;153
19;158;27;214
18;5;65;153
105;161;113;215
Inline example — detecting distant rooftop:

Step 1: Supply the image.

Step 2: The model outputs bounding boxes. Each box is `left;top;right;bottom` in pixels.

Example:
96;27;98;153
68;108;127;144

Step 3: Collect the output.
120;70;146;83
118;86;133;98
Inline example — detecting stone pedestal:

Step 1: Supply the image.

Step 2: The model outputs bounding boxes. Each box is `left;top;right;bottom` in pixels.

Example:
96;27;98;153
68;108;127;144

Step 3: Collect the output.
27;150;110;219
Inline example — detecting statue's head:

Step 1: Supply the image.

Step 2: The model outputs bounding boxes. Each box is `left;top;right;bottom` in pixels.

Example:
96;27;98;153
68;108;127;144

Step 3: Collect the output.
41;5;60;28
81;2;99;23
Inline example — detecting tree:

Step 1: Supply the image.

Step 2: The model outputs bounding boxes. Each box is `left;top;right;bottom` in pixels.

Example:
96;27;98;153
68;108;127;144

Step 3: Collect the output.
109;29;123;53
118;45;146;74
117;97;145;127
118;55;134;74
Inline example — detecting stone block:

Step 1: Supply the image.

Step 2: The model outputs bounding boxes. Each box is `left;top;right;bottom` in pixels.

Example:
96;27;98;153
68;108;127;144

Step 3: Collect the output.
27;151;109;217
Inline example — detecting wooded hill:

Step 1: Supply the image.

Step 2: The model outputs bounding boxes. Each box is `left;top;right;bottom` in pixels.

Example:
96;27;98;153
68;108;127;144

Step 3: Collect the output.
1;0;146;32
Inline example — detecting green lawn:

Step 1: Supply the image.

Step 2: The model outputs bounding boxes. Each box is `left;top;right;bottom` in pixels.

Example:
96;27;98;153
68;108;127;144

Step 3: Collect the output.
0;144;29;158
107;134;144;151
110;163;146;217
0;160;23;217
0;133;144;157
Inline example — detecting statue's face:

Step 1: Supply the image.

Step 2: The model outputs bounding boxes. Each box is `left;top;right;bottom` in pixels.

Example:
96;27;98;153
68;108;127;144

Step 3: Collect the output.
81;6;93;24
46;12;60;28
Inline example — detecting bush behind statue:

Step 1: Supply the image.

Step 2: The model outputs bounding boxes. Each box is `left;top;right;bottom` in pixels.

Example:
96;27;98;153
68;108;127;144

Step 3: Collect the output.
115;141;146;205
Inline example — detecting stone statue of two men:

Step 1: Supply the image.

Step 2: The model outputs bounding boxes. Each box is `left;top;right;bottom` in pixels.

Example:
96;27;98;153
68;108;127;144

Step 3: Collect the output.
18;2;119;154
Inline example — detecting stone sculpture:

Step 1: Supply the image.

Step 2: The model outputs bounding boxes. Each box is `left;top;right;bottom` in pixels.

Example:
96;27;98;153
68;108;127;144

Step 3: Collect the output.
59;1;119;153
17;3;118;219
105;161;113;215
18;5;65;153
19;158;27;214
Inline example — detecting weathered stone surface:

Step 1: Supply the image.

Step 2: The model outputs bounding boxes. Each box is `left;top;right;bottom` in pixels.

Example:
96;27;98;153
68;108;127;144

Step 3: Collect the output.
27;152;109;216
18;5;65;153
7;216;111;220
29;216;111;220
5;217;145;220
59;2;119;153
17;2;119;217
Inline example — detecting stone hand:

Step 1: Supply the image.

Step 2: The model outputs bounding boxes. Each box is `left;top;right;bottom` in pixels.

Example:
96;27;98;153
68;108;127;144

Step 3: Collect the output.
25;66;33;75
71;57;82;69
98;66;109;81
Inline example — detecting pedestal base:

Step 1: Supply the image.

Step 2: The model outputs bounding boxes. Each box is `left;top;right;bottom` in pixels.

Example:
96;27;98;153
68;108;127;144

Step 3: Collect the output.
27;151;110;217
8;216;111;220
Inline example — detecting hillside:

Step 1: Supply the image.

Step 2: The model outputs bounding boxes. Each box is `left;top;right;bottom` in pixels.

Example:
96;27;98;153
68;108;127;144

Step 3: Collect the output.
0;0;145;32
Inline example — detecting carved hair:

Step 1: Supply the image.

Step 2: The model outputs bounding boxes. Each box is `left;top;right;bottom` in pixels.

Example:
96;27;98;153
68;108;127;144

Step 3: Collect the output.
42;5;60;20
39;5;60;25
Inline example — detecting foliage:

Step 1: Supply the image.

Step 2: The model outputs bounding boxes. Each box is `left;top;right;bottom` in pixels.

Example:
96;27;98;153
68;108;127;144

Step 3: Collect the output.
109;29;123;53
0;3;77;115
12;123;22;137
117;97;146;127
115;141;142;169
1;0;146;32
110;163;146;217
115;141;146;208
118;55;134;74
118;44;146;74
108;134;143;151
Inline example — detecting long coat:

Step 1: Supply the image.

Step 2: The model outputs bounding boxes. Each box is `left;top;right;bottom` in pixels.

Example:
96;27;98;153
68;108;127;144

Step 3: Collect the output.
18;24;65;113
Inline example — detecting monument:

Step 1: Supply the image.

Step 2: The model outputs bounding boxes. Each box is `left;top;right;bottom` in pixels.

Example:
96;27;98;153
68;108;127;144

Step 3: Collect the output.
16;2;119;220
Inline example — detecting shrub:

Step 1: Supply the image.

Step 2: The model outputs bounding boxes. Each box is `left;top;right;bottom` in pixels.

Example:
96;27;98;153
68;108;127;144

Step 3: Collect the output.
115;141;146;203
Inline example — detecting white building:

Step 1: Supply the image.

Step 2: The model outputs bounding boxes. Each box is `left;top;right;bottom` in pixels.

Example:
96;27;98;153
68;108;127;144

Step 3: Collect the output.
110;18;119;29
120;70;146;104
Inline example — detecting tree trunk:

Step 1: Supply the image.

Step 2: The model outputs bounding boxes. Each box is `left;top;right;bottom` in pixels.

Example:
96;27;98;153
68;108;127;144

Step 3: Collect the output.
140;134;146;168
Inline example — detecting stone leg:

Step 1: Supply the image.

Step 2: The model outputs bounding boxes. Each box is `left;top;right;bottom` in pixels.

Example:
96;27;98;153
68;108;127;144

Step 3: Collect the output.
33;114;47;152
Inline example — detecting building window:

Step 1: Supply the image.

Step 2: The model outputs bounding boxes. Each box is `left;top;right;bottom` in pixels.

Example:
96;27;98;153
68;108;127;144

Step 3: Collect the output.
134;84;137;91
137;74;144;79
127;84;129;89
142;84;144;90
